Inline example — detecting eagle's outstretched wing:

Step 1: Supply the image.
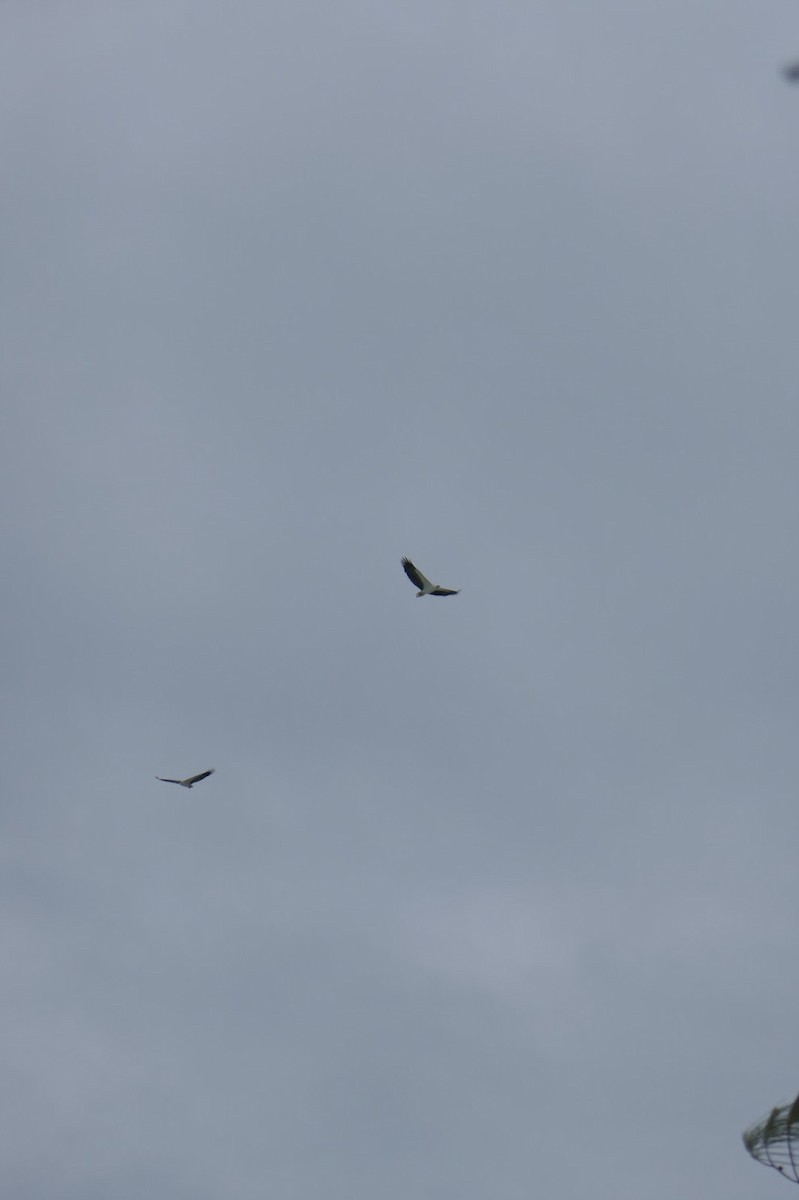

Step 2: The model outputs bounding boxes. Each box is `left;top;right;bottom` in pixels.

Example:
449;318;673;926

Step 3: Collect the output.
156;777;183;785
401;557;430;590
431;587;460;596
184;769;215;786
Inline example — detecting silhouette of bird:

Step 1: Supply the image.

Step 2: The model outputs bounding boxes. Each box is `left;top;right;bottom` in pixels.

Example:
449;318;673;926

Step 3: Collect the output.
156;769;215;789
401;557;460;597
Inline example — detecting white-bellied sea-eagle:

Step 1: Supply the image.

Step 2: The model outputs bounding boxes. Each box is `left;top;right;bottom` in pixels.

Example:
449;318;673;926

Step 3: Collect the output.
156;769;215;788
401;557;460;597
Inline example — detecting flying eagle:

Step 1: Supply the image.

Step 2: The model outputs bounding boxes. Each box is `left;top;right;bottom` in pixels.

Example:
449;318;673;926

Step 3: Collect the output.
401;557;460;597
156;769;215;789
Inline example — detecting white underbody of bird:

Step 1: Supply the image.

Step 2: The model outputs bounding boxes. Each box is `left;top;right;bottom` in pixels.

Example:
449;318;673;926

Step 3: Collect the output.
401;557;460;597
156;769;215;789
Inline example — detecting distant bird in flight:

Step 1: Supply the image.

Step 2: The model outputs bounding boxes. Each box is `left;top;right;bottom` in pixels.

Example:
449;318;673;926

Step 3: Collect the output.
156;769;215;789
782;62;799;82
401;557;460;597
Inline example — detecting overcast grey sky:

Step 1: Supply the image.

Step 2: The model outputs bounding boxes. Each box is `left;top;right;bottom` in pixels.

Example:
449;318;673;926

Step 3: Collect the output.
3;2;799;1197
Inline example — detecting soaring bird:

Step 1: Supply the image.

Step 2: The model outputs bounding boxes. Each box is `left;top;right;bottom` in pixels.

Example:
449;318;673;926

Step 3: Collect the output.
401;557;460;597
156;769;215;788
